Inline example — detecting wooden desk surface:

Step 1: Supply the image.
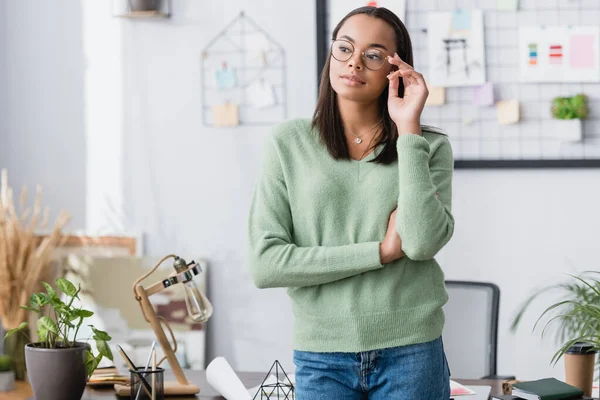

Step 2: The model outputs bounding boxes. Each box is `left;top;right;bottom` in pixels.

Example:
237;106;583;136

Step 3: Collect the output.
0;371;504;399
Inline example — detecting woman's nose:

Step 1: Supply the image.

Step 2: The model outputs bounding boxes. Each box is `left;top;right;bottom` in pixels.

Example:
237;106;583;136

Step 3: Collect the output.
348;52;364;69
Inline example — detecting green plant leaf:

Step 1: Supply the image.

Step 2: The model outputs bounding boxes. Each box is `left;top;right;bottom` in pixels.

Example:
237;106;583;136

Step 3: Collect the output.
37;316;58;337
30;292;48;308
20;305;41;313
56;278;78;297
85;350;99;378
78;309;94;318
42;281;58;300
91;327;111;341
3;322;28;341
96;340;113;361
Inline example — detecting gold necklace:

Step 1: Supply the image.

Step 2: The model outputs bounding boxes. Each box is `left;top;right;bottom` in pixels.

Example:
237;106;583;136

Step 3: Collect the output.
344;118;383;144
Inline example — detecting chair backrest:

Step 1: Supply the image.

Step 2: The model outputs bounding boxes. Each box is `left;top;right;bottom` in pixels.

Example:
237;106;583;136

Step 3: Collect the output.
442;280;499;379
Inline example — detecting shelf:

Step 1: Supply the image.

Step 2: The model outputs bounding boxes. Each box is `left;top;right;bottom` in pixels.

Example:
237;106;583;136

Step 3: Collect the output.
115;10;169;19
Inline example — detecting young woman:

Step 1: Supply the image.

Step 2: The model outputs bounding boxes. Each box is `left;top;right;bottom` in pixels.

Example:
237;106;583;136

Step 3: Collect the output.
248;6;454;400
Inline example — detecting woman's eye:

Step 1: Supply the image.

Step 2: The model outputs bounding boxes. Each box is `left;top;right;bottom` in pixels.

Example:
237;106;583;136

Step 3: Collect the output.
339;46;351;53
366;53;381;60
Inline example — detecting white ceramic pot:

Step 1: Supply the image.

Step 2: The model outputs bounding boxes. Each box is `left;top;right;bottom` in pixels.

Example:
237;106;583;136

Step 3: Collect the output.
550;118;583;142
0;371;15;391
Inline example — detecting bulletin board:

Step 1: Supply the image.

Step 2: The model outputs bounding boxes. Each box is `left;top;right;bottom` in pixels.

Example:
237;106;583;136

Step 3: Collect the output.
316;0;600;168
202;11;287;127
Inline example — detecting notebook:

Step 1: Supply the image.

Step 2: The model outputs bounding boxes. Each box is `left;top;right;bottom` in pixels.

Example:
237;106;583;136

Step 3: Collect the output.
512;378;584;400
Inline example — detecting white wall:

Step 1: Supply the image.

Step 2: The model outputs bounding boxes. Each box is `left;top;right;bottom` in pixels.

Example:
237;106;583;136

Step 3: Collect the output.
2;0;600;380
118;0;316;371
0;0;87;229
0;0;6;167
438;170;600;381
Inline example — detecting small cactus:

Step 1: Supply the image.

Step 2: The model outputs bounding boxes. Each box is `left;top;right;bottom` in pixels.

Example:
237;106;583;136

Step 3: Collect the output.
0;356;12;372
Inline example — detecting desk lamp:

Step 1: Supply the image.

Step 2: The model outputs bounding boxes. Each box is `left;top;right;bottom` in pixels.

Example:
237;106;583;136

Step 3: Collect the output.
114;254;213;396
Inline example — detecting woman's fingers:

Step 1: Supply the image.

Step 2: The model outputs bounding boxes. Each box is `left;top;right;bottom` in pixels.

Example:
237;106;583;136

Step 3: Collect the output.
387;69;420;87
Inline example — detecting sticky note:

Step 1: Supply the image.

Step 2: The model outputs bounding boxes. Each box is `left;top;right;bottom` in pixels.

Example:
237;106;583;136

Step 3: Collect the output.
452;10;471;32
497;0;518;11
570;35;596;68
215;65;237;90
426;87;445;106
496;100;520;125
213;103;239;127
473;82;495;106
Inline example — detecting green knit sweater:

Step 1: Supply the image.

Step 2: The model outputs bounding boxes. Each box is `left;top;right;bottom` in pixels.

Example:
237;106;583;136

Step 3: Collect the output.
247;118;454;352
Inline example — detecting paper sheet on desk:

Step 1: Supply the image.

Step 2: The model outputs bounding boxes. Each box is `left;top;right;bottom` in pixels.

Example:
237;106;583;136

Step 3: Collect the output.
206;357;251;400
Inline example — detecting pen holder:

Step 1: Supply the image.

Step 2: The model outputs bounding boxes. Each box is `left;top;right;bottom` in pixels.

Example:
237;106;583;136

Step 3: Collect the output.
130;367;165;400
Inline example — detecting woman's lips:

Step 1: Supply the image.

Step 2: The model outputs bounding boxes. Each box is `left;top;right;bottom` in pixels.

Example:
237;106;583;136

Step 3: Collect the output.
341;74;366;86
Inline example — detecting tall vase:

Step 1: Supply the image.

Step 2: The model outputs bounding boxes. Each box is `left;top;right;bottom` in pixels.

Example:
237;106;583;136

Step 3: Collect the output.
4;325;28;380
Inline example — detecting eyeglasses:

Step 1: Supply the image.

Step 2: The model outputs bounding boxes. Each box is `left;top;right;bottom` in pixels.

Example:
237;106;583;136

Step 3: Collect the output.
330;39;389;71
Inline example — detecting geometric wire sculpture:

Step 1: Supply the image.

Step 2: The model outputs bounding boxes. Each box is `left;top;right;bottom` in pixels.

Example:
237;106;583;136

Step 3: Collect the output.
252;360;295;399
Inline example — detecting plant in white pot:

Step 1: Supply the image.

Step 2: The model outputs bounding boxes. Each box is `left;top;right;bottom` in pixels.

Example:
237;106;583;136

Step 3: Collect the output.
3;278;113;400
511;271;600;395
0;355;15;391
550;93;589;142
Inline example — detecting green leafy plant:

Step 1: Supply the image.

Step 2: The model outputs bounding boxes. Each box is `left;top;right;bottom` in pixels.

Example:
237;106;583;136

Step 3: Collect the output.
0;356;12;372
551;94;589;120
2;278;113;378
511;271;600;367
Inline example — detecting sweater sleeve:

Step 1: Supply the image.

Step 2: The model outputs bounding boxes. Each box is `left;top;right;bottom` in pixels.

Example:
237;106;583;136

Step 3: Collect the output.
395;133;454;261
247;130;384;289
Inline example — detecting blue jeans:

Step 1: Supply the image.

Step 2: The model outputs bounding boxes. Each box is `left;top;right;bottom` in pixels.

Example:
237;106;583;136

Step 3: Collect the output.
293;337;450;400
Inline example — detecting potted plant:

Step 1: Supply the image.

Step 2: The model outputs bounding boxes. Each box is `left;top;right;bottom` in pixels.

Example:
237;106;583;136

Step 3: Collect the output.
511;272;600;387
0;355;15;391
3;278;113;400
0;169;71;381
550;93;589;142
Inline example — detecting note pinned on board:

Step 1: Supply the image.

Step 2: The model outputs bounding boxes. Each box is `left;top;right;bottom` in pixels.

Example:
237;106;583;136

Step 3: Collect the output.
247;79;276;109
216;63;237;90
497;0;519;11
213;102;239;127
570;34;596;68
452;9;471;32
473;82;495;106
425;87;446;106
496;100;520;125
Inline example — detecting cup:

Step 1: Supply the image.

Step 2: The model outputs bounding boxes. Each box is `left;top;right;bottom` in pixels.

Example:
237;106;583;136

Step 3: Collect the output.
564;342;598;396
130;366;164;400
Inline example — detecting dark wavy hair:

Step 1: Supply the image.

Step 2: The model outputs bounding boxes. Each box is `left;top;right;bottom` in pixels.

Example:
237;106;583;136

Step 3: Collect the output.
311;6;412;165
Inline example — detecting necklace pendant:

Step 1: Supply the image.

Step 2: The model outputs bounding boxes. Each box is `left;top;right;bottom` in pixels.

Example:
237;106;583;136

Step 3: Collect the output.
354;137;362;144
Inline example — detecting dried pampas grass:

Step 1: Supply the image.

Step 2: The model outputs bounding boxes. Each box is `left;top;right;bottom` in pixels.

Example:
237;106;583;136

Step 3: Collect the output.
0;169;71;330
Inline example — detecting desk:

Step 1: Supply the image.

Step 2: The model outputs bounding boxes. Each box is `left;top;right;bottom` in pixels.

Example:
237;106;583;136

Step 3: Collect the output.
0;372;504;399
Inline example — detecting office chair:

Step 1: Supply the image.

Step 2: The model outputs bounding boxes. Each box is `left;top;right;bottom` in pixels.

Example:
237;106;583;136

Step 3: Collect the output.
442;280;515;380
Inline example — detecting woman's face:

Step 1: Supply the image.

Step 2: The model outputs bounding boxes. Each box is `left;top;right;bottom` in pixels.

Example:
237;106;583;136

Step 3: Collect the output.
329;14;397;103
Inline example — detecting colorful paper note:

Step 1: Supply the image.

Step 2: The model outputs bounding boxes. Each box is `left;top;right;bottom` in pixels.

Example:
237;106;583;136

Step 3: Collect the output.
496;100;520;125
425;87;446;106
473;82;495;106
215;63;237;90
213;103;239;127
497;0;519;11
519;26;600;82
570;34;596;68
